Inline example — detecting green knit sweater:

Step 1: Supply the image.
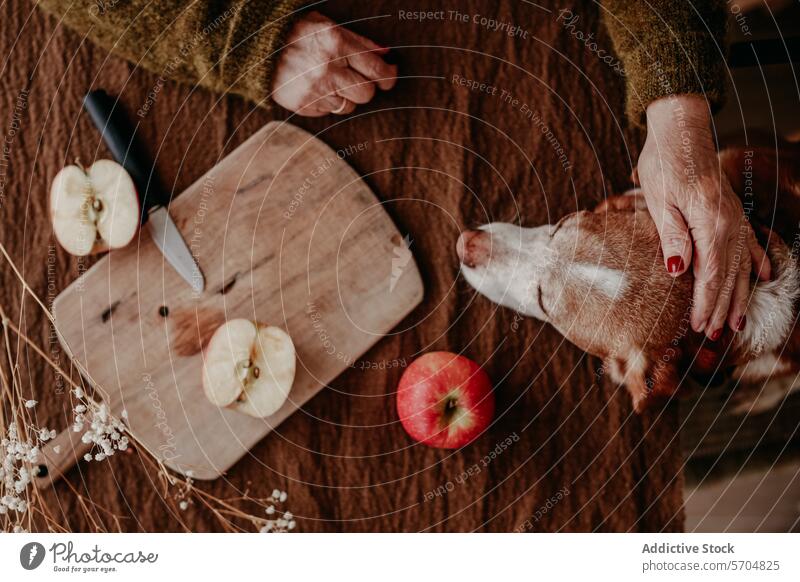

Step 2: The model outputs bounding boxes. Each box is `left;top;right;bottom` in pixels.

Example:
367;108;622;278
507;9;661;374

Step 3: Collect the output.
36;0;726;124
602;0;727;124
37;0;309;107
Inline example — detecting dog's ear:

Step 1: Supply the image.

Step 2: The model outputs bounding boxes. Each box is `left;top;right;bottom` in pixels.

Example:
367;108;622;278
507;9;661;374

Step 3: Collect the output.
594;192;648;214
629;356;681;413
606;351;681;413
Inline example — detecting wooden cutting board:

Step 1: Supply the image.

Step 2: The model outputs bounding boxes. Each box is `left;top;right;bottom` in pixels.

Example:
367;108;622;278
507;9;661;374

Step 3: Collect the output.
43;122;423;481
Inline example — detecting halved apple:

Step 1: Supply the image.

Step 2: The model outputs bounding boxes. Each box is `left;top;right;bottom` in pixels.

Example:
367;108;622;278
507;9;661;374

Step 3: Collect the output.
50;160;140;256
202;319;296;418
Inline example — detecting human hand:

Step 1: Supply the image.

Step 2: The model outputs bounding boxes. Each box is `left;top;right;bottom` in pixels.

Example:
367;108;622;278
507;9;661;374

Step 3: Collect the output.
637;95;771;339
271;11;397;116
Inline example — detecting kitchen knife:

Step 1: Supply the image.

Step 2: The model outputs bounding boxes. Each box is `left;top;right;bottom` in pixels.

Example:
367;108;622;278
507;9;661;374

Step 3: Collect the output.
83;89;205;293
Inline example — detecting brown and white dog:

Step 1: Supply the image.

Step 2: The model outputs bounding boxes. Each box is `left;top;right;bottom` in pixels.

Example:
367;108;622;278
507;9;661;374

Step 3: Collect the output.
457;147;800;413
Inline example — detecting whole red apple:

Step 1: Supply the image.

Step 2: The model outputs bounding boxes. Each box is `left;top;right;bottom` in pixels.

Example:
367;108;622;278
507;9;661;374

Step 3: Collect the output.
397;352;495;448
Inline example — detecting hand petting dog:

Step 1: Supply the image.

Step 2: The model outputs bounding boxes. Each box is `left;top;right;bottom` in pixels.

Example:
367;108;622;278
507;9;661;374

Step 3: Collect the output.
638;95;772;341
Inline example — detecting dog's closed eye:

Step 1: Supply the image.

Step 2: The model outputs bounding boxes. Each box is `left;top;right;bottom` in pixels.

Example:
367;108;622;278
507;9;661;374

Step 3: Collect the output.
537;283;549;317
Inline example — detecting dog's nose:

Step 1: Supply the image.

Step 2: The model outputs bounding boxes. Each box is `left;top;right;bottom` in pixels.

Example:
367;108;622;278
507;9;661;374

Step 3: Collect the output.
456;230;490;268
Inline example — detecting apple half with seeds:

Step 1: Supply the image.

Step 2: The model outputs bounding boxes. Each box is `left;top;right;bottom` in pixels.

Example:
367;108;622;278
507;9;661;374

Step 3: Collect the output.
50;159;140;256
202;319;296;418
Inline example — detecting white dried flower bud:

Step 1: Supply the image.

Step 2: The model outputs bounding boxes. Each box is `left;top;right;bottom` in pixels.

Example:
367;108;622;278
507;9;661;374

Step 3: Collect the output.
24;400;37;409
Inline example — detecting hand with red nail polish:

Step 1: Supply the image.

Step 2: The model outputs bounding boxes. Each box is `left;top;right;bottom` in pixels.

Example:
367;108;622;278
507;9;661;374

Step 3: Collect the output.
667;256;684;274
637;95;772;339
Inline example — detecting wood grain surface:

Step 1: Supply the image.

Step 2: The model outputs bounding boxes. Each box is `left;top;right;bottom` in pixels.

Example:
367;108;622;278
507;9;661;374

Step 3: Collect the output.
0;0;684;531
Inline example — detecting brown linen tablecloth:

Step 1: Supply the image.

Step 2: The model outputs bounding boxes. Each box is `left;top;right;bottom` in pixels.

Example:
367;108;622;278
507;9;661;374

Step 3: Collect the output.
0;0;683;531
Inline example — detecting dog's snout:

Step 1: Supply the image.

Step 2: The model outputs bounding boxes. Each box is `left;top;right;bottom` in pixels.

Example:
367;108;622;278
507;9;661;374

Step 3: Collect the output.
457;230;490;268
456;230;476;261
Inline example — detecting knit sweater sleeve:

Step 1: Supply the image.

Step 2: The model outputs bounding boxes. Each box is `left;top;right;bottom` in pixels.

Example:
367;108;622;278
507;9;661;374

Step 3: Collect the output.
36;0;308;106
601;0;728;126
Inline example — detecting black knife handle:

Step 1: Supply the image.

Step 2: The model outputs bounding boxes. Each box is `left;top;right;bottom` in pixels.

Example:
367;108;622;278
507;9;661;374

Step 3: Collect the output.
83;89;166;220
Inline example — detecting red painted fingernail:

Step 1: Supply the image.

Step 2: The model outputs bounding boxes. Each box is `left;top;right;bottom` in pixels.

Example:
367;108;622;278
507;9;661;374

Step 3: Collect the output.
736;316;746;331
709;329;722;341
667;256;684;274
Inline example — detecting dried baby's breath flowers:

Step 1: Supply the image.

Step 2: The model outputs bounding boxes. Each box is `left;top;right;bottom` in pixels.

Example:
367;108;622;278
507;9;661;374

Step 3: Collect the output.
259;490;295;533
74;399;129;462
1;391;130;531
174;475;194;512
1;424;39;523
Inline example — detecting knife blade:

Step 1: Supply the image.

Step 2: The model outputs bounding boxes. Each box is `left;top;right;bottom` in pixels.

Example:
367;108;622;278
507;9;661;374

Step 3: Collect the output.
83;89;205;293
147;206;204;294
